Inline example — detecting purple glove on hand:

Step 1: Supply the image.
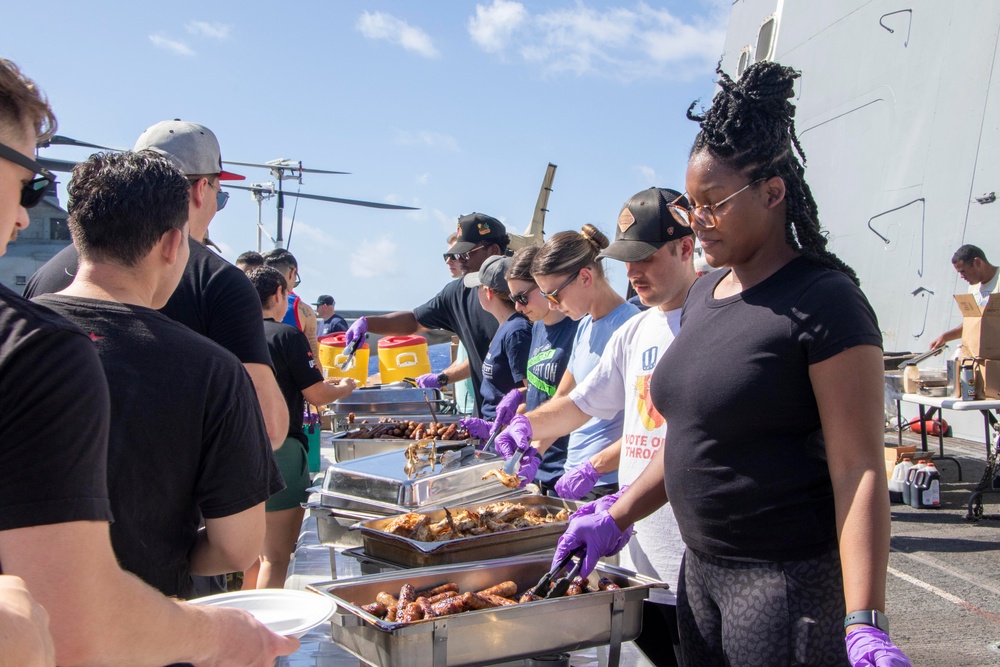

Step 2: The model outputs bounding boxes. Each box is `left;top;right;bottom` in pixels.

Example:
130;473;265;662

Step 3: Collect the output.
415;373;442;389
459;417;492;440
491;388;525;434
344;316;368;348
572;486;627;519
554;461;602;500
551;510;633;579
516;447;541;487
846;627;912;667
494;414;532;459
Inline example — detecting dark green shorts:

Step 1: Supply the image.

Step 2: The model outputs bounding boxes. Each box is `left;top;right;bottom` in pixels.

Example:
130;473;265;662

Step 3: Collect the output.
266;437;311;512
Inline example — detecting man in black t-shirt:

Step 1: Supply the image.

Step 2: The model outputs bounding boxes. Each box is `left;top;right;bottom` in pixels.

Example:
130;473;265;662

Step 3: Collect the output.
0;58;296;666
315;294;348;335
343;213;505;416
35;150;281;600
23;119;289;449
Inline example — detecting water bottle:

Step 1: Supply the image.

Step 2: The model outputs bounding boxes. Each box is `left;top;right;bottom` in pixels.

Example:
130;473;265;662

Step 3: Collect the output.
888;457;913;504
903;460;927;506
910;461;941;509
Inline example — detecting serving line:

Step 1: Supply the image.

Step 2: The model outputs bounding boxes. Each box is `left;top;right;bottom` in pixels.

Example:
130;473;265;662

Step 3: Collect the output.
898;394;1000;520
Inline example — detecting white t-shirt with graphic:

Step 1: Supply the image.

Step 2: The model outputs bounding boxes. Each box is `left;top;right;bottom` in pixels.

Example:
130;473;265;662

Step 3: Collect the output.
569;306;684;588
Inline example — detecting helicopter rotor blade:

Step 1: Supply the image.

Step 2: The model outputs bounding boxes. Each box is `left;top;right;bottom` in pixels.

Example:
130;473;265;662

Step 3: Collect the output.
223;183;418;210
222;159;350;175
36;157;79;173
43;135;121;151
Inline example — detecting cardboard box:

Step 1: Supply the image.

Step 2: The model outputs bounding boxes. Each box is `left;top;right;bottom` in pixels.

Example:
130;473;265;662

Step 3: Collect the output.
975;358;1000;400
884;445;916;480
954;293;1000;359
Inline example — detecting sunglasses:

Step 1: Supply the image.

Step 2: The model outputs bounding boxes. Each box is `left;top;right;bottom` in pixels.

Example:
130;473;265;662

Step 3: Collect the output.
510;284;538;306
0;142;55;209
443;244;486;262
189;176;230;211
538;270;580;304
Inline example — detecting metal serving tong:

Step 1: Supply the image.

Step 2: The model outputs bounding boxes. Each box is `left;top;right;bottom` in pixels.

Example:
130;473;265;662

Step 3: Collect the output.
339;335;365;372
530;547;585;599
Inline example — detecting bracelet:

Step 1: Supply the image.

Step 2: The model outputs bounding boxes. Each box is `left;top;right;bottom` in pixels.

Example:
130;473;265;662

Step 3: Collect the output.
436;372;449;387
844;609;889;633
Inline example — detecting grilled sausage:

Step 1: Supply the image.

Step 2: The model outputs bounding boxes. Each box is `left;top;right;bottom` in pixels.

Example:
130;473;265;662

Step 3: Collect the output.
479;593;516;607
430;595;468;616
427;590;459;604
398;583;416;608
398;601;424;623
385;605;398;622
442;424;457;440
477;581;517;598
376;592;398;609
461;591;495;610
361;601;388;618
566;581;583;596
519;590;543;603
597;577;621;591
415;596;438;619
417;582;460;598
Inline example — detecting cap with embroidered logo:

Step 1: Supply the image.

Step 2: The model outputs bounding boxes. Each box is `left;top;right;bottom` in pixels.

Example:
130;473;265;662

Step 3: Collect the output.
599;187;692;262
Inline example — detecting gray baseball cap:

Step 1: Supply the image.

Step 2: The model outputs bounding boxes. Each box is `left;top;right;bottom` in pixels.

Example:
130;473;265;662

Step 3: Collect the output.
133;119;244;180
463;255;510;292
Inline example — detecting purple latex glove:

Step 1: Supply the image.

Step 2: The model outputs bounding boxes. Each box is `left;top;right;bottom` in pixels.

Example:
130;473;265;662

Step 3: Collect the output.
554;461;602;500
459;417;492;440
517;447;541;487
846;627;912;667
551;510;633;579
491;388;525;434
415;373;442;389
344;316;368;348
494;414;532;459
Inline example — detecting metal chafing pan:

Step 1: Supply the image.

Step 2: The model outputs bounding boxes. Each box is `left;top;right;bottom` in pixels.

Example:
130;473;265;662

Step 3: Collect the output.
318;447;516;514
332;386;454;416
308;554;666;667
330;419;472;462
356;496;579;568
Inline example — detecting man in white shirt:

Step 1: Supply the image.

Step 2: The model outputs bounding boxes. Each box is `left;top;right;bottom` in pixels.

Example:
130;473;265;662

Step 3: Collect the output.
931;244;1000;349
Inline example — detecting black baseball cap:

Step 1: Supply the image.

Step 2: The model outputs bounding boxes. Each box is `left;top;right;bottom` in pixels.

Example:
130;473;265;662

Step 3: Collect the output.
599;188;693;262
445;213;508;255
313;295;334;306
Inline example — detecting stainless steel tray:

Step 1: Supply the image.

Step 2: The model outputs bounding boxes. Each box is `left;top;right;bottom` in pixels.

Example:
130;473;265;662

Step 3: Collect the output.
357;496;579;568
332;386;454;416
307;504;383;549
318;447;516;513
308;554;666;667
331;420;472;462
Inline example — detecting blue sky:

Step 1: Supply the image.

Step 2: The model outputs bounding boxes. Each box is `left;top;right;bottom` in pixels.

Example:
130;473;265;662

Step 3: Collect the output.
3;0;728;310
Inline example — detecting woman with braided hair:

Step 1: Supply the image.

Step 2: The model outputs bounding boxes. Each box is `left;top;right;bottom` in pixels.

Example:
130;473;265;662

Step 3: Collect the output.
551;61;910;666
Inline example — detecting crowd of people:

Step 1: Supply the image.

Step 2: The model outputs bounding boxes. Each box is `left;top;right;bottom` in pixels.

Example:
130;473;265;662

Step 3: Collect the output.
0;54;915;667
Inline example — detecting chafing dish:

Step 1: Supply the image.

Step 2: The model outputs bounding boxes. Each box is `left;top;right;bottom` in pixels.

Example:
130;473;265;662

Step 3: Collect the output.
330;419;472;463
332;386;455;418
317;447;519;514
356;496;579;568
309;554;665;667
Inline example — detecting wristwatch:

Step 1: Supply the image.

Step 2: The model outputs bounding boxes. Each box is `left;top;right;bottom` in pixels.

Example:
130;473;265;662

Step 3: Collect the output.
436;372;449;387
844;609;889;633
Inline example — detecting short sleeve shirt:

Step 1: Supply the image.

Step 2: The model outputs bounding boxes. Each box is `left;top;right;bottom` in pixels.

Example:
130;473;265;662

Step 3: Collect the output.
264;319;325;447
650;258;882;561
479;312;532;420
525;317;579;487
413;278;499;416
0;285;112;536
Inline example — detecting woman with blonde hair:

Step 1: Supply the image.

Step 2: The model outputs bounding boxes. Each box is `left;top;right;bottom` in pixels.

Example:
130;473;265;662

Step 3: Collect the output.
496;225;639;499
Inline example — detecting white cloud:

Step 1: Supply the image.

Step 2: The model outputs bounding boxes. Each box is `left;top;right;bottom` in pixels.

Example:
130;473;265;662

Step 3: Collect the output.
287;220;343;253
356;12;440;59
149;34;195;56
186;21;233;40
470;1;726;82
350;237;401;278
468;0;528;53
416;172;430;185
635;165;657;183
394;129;460;152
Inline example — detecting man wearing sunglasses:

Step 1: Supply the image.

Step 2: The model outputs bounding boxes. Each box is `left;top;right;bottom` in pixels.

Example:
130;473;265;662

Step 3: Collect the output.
344;212;507;416
24;120;289;452
0;58;297;667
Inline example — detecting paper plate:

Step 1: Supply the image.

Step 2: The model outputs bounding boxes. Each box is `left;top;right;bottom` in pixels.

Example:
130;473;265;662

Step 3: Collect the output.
187;589;337;638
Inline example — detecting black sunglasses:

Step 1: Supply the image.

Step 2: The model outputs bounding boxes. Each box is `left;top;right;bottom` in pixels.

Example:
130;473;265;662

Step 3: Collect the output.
0;142;55;209
510;284;538;306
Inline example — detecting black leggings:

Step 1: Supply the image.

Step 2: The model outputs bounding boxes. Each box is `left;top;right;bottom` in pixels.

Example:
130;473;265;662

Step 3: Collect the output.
676;546;849;666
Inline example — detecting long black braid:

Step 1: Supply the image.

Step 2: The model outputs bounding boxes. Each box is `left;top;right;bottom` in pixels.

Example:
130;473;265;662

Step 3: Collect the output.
688;61;860;285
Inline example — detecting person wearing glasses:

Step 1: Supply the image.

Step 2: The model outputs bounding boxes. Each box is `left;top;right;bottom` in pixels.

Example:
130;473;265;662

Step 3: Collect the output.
495;225;639;498
262;249;320;364
552;62;909;666
344;213;506;416
460;255;532;421
24;120;289;453
0;58;297;667
503;245;579;493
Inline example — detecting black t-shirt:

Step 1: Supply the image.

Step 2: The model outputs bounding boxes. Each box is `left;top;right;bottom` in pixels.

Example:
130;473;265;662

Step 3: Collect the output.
650;257;882;561
413;278;499;417
264;318;325;447
319;314;349;336
35;294;281;598
24;240;272;368
525;317;579;487
0;285;113;537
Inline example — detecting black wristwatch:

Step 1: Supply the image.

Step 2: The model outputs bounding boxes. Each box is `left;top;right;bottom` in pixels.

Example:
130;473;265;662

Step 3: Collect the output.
844;609;889;633
436;372;449;387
